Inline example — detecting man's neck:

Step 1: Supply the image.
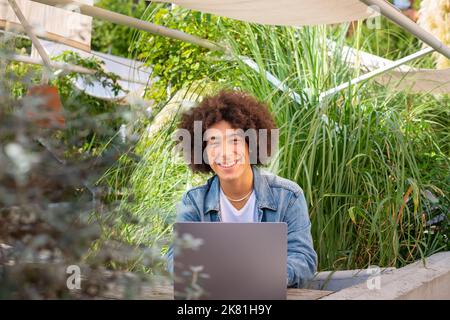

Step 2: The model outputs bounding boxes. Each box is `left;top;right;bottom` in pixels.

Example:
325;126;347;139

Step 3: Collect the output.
219;165;254;201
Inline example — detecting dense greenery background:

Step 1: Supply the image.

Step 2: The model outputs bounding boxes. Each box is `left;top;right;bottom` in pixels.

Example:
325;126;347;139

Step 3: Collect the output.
1;1;448;298
90;1;449;271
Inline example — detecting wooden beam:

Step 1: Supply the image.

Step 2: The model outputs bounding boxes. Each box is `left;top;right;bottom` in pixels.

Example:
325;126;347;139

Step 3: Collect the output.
7;0;52;83
359;0;450;60
30;0;225;52
4;53;150;85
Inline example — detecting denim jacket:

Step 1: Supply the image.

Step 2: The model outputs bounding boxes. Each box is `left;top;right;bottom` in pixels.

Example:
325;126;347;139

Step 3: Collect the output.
165;165;318;288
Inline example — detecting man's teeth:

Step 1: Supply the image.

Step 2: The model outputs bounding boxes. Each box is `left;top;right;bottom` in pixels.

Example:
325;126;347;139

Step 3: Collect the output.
218;160;237;168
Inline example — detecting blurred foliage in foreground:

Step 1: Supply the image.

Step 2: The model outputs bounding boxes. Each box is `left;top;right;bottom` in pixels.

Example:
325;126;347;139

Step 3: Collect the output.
0;38;170;299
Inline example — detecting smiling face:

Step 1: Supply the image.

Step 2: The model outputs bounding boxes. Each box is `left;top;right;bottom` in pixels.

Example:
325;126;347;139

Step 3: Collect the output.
204;120;251;182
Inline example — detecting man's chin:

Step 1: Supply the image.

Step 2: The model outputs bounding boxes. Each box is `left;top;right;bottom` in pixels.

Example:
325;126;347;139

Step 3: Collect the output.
215;165;247;181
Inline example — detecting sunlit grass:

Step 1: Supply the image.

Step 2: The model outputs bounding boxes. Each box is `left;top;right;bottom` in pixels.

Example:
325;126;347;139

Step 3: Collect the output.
105;14;449;272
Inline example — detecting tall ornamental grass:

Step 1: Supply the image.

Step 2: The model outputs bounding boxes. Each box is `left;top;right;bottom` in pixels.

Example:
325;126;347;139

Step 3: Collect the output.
105;12;449;272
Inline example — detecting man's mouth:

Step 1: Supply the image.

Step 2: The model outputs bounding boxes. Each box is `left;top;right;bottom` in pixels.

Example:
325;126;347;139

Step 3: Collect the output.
216;158;241;169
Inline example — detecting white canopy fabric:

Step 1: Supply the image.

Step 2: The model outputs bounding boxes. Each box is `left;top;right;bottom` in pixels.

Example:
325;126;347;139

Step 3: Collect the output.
378;68;450;94
155;0;374;26
31;39;154;103
0;0;93;51
10;0;449;95
332;41;450;94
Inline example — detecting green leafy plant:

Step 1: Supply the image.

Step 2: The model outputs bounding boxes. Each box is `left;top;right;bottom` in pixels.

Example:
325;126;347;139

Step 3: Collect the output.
91;0;148;57
132;3;242;106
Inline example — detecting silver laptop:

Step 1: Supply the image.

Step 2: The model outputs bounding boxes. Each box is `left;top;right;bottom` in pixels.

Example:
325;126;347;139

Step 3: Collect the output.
173;222;287;300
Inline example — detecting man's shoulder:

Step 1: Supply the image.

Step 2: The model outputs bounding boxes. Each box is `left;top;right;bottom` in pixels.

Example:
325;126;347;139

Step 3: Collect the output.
183;174;216;200
258;167;304;197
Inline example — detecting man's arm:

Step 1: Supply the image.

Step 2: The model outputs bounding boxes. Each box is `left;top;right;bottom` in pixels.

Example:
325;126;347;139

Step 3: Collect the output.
165;191;201;274
284;191;318;288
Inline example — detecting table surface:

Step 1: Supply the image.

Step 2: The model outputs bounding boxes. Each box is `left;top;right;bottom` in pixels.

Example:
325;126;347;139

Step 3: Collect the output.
103;284;334;300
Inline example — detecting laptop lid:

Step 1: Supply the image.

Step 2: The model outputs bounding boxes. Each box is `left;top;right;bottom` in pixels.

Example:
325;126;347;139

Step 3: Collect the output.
174;222;287;300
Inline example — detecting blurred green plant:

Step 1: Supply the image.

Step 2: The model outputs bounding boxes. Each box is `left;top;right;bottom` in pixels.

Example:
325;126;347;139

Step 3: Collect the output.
0;38;170;298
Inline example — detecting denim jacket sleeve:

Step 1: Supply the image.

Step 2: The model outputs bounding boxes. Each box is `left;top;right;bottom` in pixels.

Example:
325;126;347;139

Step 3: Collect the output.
284;190;318;288
165;191;200;274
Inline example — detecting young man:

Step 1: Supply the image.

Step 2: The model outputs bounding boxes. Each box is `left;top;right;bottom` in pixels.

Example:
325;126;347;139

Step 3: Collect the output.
166;89;317;288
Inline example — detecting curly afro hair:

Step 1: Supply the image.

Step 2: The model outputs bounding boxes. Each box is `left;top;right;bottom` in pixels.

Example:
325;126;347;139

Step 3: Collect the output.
177;89;278;173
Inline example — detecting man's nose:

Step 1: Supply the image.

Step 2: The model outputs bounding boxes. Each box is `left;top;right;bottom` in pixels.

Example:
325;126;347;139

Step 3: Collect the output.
218;141;234;159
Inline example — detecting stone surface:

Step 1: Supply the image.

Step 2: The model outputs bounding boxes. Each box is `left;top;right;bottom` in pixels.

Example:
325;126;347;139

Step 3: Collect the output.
321;251;450;300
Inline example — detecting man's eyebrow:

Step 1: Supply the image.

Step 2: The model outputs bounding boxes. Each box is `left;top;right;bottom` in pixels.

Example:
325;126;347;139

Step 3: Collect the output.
226;132;246;138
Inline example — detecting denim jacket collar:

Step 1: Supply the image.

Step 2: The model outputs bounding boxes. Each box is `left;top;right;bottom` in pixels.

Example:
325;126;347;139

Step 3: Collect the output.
204;165;278;215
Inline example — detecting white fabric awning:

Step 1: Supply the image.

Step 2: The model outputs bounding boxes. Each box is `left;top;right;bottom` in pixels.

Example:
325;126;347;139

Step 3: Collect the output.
331;40;450;94
0;0;93;51
30;39;154;103
379;68;450;94
155;0;374;26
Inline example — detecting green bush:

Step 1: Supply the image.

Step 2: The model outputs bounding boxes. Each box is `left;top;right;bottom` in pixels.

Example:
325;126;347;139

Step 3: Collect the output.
92;0;147;57
132;3;243;106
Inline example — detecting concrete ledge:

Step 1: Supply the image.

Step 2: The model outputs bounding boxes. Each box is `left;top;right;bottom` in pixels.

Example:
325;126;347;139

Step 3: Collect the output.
321;251;450;300
307;268;396;291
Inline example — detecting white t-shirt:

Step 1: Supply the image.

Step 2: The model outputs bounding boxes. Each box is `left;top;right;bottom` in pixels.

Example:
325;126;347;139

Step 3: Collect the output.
219;187;258;222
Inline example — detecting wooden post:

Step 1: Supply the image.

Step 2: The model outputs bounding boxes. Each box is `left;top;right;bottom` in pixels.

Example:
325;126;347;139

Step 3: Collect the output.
7;0;52;83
